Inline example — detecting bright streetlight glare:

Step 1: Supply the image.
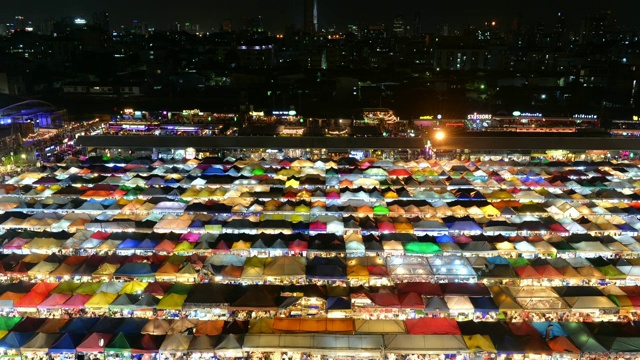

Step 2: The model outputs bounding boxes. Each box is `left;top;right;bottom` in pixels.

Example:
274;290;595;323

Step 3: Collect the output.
435;131;445;141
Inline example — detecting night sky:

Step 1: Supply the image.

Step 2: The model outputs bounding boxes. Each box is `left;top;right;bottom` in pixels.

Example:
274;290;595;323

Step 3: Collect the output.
3;0;637;32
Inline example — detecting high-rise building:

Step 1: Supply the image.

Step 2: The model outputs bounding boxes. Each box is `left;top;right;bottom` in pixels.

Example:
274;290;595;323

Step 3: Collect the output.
392;14;405;37
580;11;612;44
222;18;233;32
92;11;110;32
304;0;317;33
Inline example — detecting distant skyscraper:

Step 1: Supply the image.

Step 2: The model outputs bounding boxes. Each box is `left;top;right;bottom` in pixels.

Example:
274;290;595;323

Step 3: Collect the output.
412;12;422;35
222;18;233;32
304;0;317;33
92;11;110;32
393;14;405;37
580;11;612;44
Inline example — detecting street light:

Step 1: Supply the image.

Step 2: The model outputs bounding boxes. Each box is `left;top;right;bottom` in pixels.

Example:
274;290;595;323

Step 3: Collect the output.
435;130;445;141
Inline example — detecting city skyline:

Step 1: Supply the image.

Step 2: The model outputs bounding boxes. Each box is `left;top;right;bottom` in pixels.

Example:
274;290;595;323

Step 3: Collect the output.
2;0;638;33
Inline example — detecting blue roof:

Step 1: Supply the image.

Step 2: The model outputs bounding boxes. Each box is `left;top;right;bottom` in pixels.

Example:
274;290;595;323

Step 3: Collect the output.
0;331;34;349
114;318;148;334
114;262;157;277
117;238;141;249
61;318;99;334
436;234;454;243
531;321;567;338
137;239;158;250
49;333;84;353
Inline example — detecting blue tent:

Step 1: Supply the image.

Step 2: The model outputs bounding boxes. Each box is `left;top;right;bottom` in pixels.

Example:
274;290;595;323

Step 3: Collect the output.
61;318;99;334
531;322;567;338
49;333;85;353
326;296;351;310
486;256;510;265
469;297;498;313
436;234;454;243
164;179;179;187
117;238;141;250
90;317;125;333
114;318;148;334
202;167;225;176
114;262;157;277
137;239;158;250
0;332;34;350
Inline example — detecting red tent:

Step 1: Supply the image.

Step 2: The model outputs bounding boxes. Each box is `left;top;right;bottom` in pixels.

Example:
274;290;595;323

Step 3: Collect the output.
396;282;442;296
405;318;461;335
398;292;425;309
367;293;400;308
76;333;114;353
547;336;581;354
144;282;172;297
31;282;59;295
37;294;72;309
515;265;543;279
508;321;539;336
388;169;412;177
14;291;48;308
63;294;92;309
533;265;564;279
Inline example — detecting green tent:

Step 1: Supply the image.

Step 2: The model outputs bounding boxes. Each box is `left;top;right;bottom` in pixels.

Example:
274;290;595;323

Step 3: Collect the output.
403;242;441;255
166;283;192;295
105;333;132;354
50;281;82;295
597;265;626;279
373;205;390;215
252;168;265;175
157;293;187;311
507;258;530;267
0;316;22;331
74;282;102;295
560;322;606;353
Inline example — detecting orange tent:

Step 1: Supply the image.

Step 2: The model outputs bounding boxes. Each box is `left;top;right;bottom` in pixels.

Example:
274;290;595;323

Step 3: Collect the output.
547;336;581;354
272;318;353;334
195;320;224;336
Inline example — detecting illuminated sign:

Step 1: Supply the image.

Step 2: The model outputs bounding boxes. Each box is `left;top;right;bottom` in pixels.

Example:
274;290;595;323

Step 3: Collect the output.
249;111;264;116
123;108;134;115
420;115;434;120
349;150;365;160
573;114;598;119
633;116;639;121
74;18;87;25
185;147;196;160
467;113;492;120
518;112;543;117
281;127;305;136
182;109;201;115
272;110;297;116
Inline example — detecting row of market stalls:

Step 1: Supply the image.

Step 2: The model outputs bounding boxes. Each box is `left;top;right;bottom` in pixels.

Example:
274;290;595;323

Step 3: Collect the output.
4;156;640;357
4;315;640;359
0;280;638;322
1;245;640;287
3;226;640;260
4;201;640;237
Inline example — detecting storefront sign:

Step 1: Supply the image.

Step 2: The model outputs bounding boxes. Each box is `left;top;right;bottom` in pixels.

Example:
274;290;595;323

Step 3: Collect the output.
573;114;598;119
185;147;196;160
273;110;297;116
281;127;305;136
467;113;492;120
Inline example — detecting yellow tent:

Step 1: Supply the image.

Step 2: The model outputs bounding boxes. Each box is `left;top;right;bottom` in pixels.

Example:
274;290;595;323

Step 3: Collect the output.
92;263;120;277
248;318;275;334
157;293;187;310
463;334;496;352
85;292;118;308
119;280;148;294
